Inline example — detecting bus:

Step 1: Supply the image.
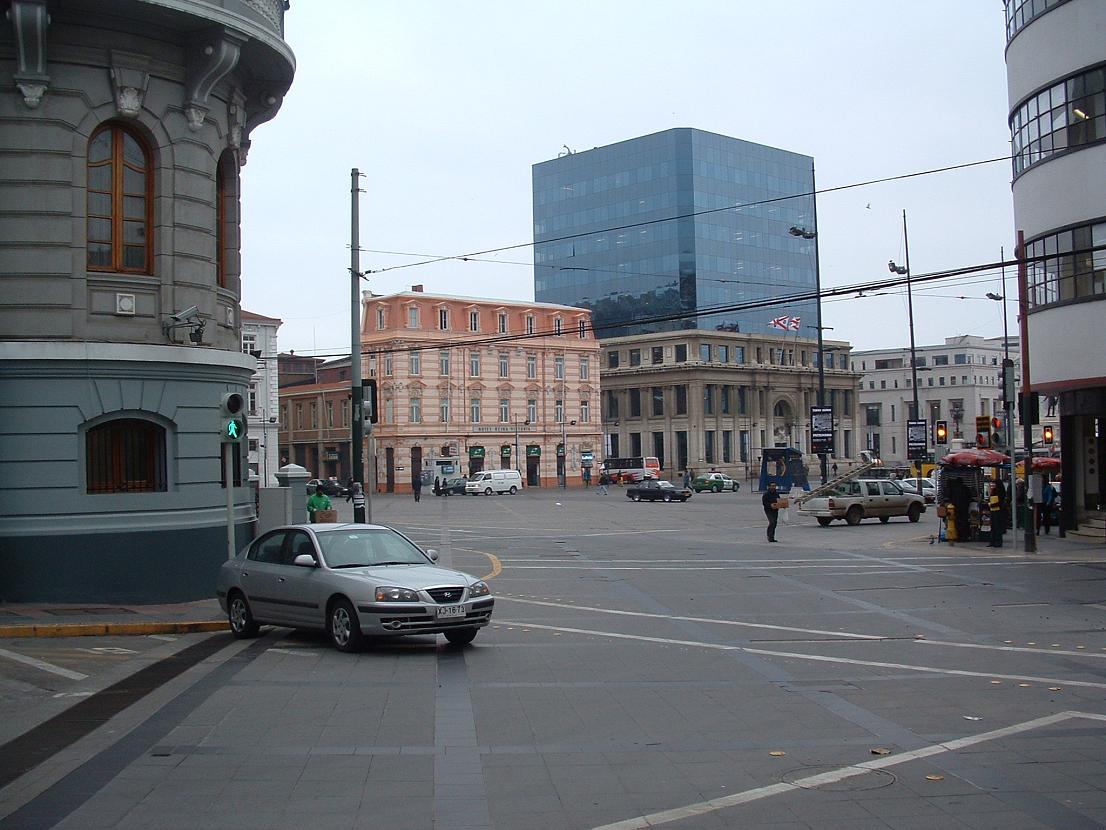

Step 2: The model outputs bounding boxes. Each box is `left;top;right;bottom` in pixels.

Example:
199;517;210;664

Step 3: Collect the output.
602;456;661;483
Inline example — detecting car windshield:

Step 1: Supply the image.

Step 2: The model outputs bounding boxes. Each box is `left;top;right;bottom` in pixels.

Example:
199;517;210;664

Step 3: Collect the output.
316;529;429;569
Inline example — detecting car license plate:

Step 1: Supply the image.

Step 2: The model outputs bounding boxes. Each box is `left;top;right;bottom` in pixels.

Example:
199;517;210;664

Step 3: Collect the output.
437;605;465;618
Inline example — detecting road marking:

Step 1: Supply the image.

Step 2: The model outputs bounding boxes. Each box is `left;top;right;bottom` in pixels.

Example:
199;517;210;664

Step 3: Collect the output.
495;621;1106;690
916;639;1106;660
589;711;1106;830
497;596;884;640
455;547;502;580
0;647;88;680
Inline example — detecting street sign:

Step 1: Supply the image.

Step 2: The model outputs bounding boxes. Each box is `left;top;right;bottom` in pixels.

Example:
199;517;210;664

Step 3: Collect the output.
810;406;833;455
907;419;928;461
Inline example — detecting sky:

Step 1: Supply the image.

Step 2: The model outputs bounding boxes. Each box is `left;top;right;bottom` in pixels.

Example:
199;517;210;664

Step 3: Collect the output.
240;1;1017;358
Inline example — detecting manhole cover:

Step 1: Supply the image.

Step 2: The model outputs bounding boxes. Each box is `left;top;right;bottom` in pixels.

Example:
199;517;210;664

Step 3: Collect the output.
780;765;896;792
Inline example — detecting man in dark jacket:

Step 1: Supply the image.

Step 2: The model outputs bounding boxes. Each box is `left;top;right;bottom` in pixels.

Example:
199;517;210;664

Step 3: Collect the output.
762;482;780;543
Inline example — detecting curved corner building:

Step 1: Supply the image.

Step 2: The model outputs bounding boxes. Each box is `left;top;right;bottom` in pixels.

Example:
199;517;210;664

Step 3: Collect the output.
0;0;294;601
1005;0;1106;532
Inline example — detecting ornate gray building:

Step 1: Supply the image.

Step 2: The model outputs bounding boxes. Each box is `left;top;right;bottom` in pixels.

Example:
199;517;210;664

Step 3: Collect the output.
0;0;294;601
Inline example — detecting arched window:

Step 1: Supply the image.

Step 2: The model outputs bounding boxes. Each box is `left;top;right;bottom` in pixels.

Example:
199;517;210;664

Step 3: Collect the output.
87;124;152;273
86;418;167;494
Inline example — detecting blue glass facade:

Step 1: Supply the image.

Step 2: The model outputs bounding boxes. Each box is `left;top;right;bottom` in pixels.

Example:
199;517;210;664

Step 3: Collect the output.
533;128;817;337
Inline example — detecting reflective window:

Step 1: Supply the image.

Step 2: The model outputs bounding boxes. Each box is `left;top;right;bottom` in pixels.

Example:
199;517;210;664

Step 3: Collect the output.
87;124;151;273
1005;0;1066;42
1025;220;1106;309
1011;64;1106;177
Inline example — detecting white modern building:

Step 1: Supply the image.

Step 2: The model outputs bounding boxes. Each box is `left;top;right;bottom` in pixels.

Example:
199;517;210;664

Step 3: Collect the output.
241;311;282;486
1005;0;1106;531
853;335;1054;464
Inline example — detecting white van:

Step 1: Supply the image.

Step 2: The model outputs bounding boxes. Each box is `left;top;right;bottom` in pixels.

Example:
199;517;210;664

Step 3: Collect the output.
464;469;523;495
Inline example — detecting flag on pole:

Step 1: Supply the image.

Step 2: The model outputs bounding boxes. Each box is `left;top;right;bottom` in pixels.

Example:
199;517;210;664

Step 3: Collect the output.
769;315;789;330
789;316;801;331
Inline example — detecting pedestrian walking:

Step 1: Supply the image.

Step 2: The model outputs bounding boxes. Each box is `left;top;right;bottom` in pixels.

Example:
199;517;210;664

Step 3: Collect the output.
1039;479;1057;534
412;474;423;502
597;470;610;495
682;470;691;488
582;467;591;487
831;462;838;478
988;480;1007;547
762;482;780;542
433;476;441;497
307;485;331;523
347;481;365;517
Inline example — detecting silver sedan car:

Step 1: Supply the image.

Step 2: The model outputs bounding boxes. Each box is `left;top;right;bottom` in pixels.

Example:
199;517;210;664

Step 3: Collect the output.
216;523;494;651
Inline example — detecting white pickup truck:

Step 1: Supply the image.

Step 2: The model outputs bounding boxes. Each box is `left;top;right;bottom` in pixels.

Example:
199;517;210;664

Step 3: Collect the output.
798;478;925;526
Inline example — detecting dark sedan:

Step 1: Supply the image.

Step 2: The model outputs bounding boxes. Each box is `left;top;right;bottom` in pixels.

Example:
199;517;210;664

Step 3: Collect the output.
625;479;692;502
437;477;467;496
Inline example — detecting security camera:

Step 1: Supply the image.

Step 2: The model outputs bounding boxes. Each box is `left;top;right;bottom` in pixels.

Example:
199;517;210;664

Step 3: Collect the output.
170;305;200;323
887;261;896;273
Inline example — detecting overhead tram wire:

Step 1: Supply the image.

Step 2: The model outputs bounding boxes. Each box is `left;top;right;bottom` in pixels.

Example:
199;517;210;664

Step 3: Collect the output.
359;154;1013;278
300;245;1105;360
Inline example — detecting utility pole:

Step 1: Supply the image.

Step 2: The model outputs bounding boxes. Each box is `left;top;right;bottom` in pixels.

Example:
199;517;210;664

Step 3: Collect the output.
889;211;920;478
350;168;369;523
999;247;1016;550
1017;231;1035;552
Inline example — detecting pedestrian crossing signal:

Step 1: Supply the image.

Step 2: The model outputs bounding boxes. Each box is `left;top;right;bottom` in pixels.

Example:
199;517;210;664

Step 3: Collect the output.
224;416;246;442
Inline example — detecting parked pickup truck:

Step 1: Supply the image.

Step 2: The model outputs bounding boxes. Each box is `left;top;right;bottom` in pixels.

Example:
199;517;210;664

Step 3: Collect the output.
798;478;925;526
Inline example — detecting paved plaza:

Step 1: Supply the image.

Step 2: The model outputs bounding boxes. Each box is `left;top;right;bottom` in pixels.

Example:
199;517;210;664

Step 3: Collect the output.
2;487;1106;829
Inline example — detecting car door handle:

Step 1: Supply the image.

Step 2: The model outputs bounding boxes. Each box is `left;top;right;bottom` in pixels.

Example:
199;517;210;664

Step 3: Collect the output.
242;571;249;577
278;577;286;583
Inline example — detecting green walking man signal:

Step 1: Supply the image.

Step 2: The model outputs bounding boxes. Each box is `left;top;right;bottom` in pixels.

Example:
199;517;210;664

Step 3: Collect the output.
220;392;247;442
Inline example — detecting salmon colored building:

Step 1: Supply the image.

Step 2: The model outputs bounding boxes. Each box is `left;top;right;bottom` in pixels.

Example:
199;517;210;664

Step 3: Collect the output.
363;288;601;491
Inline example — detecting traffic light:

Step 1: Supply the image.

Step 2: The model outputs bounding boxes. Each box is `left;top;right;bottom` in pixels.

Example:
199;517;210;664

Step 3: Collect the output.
220;392;246;442
990;415;1005;448
975;415;991;448
935;420;948;443
1043;424;1054;444
1018;392;1040;425
365;378;378;424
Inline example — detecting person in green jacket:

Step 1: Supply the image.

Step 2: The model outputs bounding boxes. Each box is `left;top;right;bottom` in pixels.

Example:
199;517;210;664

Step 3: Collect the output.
306;487;331;522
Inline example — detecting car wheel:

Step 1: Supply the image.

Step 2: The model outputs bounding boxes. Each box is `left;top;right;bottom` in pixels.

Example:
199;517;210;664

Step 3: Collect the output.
845;506;863;526
444;627;478;646
631;493;641;501
879;516;890;523
227;591;259;639
713;485;721;493
663;492;673;502
509;486;517;495
816;517;833;527
328;598;364;653
484;487;493;496
907;503;922;523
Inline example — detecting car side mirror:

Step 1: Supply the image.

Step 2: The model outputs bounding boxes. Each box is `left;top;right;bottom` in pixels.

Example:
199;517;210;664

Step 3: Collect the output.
426;548;439;562
293;554;318;568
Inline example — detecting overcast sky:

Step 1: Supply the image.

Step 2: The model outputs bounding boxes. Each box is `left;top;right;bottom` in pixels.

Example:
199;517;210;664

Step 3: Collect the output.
240;1;1016;357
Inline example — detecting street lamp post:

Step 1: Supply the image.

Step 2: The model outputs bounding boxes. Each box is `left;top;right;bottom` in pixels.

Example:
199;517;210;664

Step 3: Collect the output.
988;246;1018;547
889;210;919;477
789;164;827;485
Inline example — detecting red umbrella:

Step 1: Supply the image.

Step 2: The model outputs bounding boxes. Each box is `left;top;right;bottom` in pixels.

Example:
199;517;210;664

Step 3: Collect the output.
1017;456;1061;472
941;448;1010;466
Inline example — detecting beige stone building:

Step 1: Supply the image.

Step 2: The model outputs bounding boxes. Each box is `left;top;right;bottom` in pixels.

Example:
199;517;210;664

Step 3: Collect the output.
600;330;861;483
362;289;602;491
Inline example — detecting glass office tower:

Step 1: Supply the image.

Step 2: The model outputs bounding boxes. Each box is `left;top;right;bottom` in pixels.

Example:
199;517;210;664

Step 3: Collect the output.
533;128;817;337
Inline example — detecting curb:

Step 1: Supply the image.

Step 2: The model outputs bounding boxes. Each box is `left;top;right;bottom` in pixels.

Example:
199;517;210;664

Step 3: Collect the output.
0;620;229;639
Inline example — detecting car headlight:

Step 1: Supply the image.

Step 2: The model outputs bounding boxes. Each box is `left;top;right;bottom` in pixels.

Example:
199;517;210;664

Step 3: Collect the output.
375;586;420;602
468;580;491;598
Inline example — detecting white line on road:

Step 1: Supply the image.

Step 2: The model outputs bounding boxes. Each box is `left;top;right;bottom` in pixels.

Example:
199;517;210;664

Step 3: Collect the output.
495;620;1106;690
0;647;88;680
917;638;1106;660
497;596;884;639
589;711;1106;830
